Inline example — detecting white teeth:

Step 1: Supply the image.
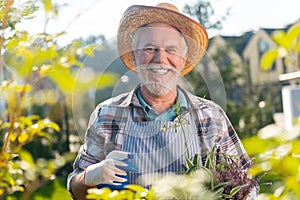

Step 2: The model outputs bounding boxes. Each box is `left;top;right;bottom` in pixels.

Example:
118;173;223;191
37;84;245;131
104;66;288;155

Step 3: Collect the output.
150;69;168;74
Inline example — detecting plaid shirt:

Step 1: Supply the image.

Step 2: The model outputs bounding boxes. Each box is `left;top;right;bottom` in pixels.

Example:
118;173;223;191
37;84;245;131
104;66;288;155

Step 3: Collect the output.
68;86;251;189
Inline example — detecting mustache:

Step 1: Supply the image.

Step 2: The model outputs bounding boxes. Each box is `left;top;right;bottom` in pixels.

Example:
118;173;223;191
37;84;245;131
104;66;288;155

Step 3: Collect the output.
137;63;178;73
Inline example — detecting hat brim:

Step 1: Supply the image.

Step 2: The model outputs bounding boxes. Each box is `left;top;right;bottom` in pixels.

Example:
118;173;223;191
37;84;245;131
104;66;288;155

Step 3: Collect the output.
117;5;208;76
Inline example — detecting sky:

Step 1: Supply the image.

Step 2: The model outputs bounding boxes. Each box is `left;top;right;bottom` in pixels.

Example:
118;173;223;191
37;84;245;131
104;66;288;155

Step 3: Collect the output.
18;0;300;45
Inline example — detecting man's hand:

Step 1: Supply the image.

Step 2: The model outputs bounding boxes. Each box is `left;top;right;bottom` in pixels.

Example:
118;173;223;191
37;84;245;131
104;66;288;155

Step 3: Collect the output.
84;151;130;186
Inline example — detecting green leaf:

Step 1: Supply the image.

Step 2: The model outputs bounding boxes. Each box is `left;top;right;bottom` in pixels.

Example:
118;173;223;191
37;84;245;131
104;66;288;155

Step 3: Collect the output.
186;156;194;168
205;145;216;170
162;124;168;131
185;165;199;175
213;181;231;192
229;184;247;196
171;100;181;116
1;122;11;130
221;193;234;199
29;178;72;200
192;154;200;165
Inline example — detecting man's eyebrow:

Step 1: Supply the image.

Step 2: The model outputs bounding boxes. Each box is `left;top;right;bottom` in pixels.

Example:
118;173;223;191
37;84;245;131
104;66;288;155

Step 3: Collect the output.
143;43;158;47
143;43;179;49
166;45;179;49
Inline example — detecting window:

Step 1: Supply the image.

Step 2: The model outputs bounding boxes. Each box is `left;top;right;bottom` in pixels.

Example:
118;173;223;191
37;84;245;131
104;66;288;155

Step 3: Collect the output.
258;38;276;71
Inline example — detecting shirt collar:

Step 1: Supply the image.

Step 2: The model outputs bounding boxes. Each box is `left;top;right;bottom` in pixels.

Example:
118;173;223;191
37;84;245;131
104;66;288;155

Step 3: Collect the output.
137;88;188;109
137;87;189;121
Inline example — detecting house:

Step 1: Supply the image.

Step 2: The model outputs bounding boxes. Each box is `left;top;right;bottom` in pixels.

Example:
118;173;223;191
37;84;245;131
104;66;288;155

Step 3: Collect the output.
208;19;300;86
206;19;300;129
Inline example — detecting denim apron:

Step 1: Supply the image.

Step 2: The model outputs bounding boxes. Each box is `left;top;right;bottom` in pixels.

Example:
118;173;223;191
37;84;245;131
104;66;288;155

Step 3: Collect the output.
121;110;201;186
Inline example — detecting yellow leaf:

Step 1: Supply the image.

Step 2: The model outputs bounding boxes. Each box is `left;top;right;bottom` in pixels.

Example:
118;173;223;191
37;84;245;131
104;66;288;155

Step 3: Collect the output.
43;0;53;12
36;131;52;140
83;45;97;57
9;132;18;142
281;156;300;176
18;131;29;143
272;30;291;49
260;49;279;71
87;187;112;197
125;184;147;193
41;120;60;131
295;43;300;52
291;140;300;155
40;64;52;75
19;149;35;165
285;176;300;194
8;176;16;186
287;24;300;42
108;190;121;199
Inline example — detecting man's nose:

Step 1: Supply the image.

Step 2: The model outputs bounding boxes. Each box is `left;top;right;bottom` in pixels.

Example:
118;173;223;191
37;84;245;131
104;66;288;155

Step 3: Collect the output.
153;49;168;64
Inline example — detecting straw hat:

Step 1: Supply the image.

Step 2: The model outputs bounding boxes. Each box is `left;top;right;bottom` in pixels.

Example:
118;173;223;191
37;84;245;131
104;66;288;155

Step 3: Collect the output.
117;3;208;76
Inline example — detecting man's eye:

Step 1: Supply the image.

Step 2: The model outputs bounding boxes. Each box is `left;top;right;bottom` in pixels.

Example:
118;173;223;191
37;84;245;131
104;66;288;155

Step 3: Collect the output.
165;48;176;54
144;47;156;52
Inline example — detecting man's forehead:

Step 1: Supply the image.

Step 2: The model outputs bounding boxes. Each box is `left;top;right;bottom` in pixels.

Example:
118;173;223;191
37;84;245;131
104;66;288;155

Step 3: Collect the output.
137;23;180;33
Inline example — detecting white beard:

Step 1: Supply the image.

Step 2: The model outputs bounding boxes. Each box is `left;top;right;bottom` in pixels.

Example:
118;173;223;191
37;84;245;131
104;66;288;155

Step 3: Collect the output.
137;63;180;96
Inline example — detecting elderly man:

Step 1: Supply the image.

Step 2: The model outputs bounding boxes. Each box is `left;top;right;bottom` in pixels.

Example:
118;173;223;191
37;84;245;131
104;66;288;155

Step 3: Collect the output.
68;3;254;199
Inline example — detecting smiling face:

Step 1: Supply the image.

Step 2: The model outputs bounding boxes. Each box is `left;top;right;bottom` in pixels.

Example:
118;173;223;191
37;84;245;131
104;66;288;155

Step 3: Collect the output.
132;23;188;96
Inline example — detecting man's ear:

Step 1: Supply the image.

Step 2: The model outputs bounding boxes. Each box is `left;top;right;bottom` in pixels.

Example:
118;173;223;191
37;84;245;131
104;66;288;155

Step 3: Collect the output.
181;55;188;70
178;57;187;77
132;50;137;66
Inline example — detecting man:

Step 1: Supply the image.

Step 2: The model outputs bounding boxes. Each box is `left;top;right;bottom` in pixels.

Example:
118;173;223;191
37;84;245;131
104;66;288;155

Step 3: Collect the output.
68;3;254;199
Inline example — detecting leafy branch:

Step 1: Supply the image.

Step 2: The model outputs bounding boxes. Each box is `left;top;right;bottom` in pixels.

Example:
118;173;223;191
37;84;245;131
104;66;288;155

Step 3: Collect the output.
260;23;300;71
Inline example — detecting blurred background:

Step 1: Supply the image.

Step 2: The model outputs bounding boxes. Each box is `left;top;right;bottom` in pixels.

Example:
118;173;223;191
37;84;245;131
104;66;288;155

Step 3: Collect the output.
0;0;299;199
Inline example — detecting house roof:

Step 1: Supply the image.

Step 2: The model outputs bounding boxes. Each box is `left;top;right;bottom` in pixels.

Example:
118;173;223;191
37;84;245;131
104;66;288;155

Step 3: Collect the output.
211;19;300;56
216;31;254;56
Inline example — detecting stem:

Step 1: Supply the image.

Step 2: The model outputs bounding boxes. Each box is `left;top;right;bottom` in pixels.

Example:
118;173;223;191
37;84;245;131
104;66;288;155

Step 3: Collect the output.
181;125;190;159
0;0;12;57
173;101;191;159
63;99;70;151
177;114;190;159
0;0;13;163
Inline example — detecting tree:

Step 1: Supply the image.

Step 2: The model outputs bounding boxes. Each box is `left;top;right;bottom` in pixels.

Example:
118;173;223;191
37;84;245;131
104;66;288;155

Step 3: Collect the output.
0;0;116;197
183;0;230;31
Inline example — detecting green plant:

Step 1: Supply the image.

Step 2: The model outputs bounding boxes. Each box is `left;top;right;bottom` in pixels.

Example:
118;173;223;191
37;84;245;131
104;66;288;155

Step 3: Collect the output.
0;0;117;197
243;125;300;199
171;100;260;199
